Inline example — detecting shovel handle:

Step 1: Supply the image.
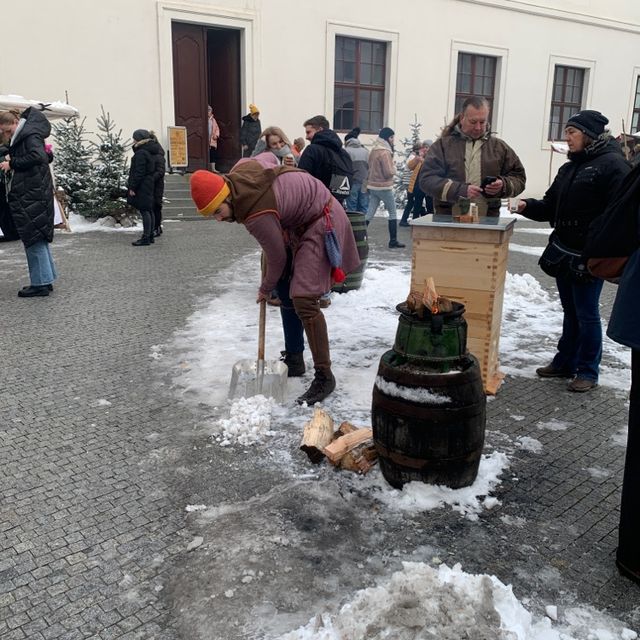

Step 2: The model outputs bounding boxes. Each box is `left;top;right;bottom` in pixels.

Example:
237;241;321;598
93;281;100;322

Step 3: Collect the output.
258;299;266;361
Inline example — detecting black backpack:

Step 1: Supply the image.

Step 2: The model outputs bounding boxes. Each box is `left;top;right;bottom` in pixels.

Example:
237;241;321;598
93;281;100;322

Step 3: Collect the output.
324;147;354;202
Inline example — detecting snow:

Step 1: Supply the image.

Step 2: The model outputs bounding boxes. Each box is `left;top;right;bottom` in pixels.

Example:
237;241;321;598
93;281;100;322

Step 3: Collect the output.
275;562;637;640
151;238;635;638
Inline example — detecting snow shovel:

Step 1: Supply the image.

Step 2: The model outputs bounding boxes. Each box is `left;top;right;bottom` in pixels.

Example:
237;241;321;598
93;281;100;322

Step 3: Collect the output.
228;300;288;402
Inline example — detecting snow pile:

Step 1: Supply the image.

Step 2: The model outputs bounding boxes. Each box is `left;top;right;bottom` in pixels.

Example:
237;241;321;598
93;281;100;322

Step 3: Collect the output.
374;376;451;404
212;395;277;446
364;451;509;520
67;212;138;233
516;436;543;453
276;561;637;640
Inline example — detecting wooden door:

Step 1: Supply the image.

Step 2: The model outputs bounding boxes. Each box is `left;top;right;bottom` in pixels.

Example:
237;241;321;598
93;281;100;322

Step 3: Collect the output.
207;28;242;173
172;22;208;171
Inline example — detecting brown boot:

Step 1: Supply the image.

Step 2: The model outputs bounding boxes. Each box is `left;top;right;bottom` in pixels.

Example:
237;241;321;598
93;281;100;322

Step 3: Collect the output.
293;297;336;404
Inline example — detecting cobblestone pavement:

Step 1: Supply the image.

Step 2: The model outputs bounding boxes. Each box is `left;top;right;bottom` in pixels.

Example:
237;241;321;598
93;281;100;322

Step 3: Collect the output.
0;217;638;639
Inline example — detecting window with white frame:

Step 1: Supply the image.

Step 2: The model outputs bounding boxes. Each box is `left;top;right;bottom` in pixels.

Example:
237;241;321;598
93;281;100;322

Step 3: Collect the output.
334;36;386;133
549;65;585;141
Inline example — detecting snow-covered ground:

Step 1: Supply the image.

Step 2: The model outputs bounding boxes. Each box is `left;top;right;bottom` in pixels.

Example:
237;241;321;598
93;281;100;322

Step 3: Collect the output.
152;229;634;639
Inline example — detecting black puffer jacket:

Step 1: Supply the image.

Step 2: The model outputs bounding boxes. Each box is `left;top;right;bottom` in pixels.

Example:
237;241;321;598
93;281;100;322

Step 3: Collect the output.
6;108;54;248
150;140;165;206
127;139;157;212
297;128;353;188
524;136;630;251
239;114;261;155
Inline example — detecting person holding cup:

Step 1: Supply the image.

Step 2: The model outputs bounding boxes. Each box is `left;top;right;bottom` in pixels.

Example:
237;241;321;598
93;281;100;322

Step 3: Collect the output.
516;110;630;392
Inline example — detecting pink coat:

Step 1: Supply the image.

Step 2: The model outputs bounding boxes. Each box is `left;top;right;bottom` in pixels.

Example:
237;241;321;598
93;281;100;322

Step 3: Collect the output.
234;154;361;298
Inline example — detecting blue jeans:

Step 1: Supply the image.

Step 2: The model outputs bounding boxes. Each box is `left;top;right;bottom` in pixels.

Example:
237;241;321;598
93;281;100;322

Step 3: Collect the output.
366;188;397;223
344;183;369;214
552;275;604;381
25;240;57;286
275;268;304;355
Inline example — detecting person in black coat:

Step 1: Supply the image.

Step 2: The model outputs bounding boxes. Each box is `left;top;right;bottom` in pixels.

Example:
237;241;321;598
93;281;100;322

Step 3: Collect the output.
239;104;261;157
149;132;165;237
517;110;630;392
0;108;57;297
0;142;19;241
127;129;157;246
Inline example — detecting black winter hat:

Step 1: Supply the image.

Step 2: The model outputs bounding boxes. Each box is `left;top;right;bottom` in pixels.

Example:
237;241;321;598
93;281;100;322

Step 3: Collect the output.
132;129;151;142
344;127;361;142
379;127;395;141
566;110;608;139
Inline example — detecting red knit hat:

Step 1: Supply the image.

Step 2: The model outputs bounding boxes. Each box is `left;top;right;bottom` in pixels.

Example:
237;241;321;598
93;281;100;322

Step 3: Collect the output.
190;170;231;216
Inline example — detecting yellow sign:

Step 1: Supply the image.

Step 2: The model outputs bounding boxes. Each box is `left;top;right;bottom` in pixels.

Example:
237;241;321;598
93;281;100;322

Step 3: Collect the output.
167;126;188;168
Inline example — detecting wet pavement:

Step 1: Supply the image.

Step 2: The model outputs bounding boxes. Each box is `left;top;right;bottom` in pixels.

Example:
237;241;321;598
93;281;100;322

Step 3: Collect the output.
0;215;637;639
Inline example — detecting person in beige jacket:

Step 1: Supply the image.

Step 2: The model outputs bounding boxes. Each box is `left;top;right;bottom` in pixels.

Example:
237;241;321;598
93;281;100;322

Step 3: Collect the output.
365;127;405;248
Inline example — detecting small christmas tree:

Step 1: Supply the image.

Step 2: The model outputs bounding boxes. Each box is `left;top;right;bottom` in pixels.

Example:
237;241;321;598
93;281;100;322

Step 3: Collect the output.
393;114;422;206
52;116;94;216
87;106;131;219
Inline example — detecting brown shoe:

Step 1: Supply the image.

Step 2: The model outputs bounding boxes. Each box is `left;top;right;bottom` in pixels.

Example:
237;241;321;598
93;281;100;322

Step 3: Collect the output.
536;364;574;378
567;378;597;392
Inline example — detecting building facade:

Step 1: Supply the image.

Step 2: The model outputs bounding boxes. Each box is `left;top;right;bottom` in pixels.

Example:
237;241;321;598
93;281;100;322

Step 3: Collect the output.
5;0;640;195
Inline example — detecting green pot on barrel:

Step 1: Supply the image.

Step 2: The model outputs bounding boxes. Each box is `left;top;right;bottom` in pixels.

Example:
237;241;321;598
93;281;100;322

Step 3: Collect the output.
372;301;486;489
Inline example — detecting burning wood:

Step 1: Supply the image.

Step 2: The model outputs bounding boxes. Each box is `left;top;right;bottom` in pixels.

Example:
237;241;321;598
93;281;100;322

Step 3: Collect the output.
405;277;453;317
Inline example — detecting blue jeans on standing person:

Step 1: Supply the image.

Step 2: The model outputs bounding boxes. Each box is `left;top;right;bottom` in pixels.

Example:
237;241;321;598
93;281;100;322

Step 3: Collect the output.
552;275;604;381
344;183;369;214
25;240;57;286
276;274;304;355
366;188;398;223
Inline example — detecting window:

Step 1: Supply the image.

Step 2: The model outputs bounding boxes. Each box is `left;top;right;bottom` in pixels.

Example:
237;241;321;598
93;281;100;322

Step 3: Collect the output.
455;53;496;115
632;76;640;133
334;36;386;133
548;65;585;140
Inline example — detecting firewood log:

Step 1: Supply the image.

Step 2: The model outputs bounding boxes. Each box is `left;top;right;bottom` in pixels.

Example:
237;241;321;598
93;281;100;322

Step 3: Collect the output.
437;297;453;313
334;421;358;438
340;443;378;474
300;408;334;464
324;428;373;465
422;277;438;313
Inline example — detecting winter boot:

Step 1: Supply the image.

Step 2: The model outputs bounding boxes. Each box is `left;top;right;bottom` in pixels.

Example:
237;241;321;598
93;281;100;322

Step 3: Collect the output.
296;368;336;405
18;285;50;298
280;351;305;377
388;220;406;248
210;163;216;172
293;296;336;404
132;237;151;246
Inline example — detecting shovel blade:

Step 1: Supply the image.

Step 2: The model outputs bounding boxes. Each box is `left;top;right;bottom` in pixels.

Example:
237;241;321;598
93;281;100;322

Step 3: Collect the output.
229;359;288;403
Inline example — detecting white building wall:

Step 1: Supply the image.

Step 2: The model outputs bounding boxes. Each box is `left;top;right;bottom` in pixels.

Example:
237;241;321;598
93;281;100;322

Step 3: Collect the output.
4;0;640;196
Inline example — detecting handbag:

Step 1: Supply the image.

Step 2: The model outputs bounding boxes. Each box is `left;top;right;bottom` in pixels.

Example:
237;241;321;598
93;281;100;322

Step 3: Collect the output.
539;234;594;283
583;162;640;284
586;256;628;283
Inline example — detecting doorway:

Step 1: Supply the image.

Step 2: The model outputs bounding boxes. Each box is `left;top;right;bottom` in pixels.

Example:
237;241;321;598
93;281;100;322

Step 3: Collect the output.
171;22;242;172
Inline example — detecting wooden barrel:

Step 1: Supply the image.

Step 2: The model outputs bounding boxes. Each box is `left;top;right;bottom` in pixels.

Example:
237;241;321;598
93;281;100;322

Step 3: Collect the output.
332;211;368;293
372;350;486;489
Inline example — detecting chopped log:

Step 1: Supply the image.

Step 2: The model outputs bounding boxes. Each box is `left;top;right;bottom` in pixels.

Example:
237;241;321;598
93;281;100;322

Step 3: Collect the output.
300;408;334;464
340;443;378;474
334;421;359;438
405;290;426;318
324;428;373;465
422;277;438;314
437;296;453;313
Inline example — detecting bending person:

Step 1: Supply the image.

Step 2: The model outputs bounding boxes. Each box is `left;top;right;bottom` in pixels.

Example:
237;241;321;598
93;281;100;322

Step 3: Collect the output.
189;152;360;405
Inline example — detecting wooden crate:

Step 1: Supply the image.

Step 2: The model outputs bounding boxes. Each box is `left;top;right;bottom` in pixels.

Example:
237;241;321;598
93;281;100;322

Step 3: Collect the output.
410;217;515;394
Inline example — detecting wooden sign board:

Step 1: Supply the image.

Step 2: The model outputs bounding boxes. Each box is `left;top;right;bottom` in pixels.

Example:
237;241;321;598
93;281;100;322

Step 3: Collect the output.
167;126;188;168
